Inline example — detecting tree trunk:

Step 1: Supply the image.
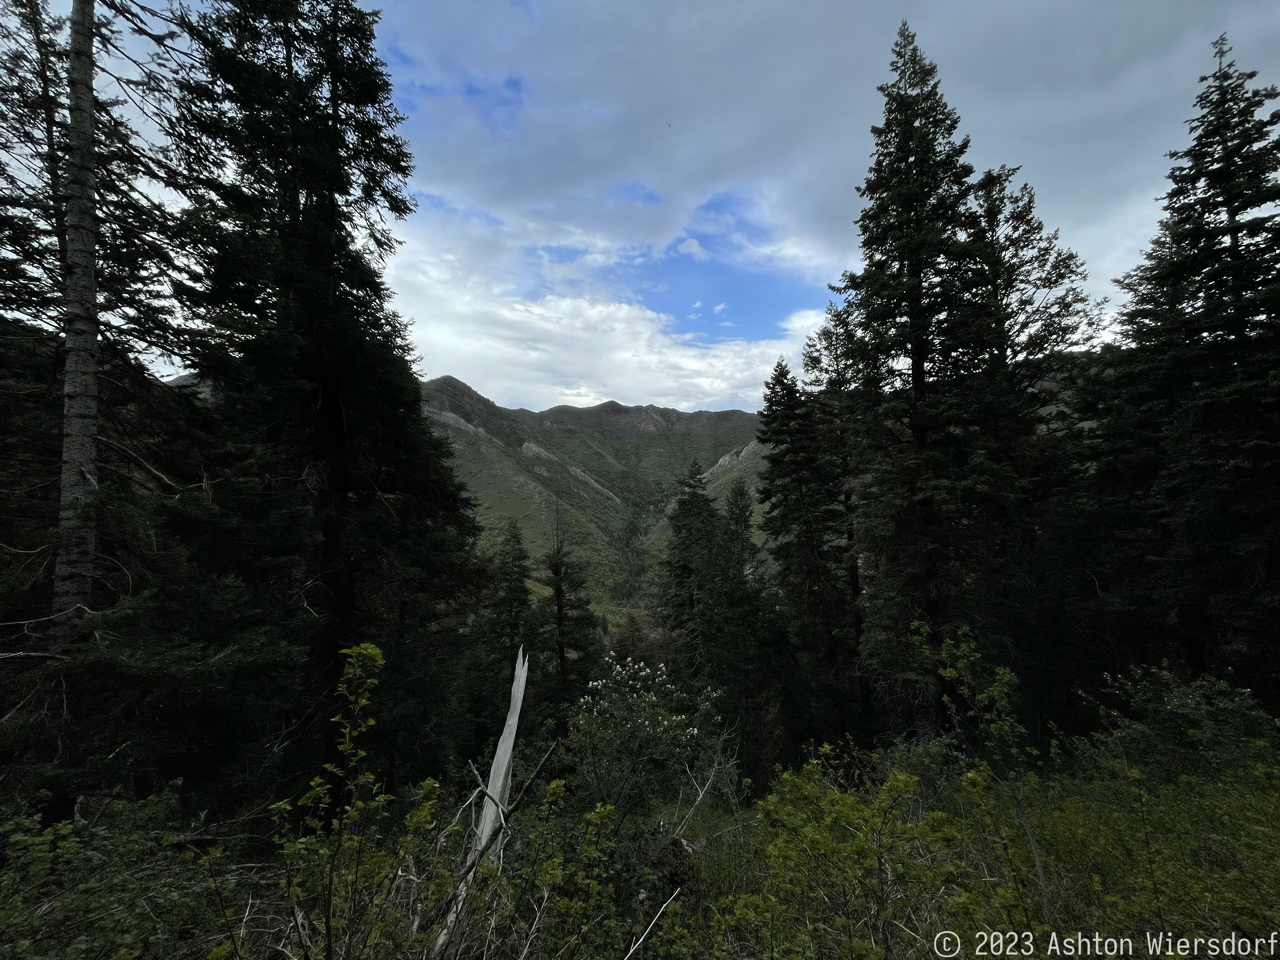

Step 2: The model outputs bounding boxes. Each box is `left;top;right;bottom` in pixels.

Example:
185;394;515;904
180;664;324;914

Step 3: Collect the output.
553;571;568;683
314;366;353;777
50;0;98;647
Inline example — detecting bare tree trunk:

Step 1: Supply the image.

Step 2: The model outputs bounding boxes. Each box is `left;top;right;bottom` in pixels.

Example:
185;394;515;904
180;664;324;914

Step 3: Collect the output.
50;0;98;647
434;648;529;958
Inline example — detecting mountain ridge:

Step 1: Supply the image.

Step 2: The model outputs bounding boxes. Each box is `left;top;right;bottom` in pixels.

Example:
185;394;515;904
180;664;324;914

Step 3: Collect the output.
420;376;766;602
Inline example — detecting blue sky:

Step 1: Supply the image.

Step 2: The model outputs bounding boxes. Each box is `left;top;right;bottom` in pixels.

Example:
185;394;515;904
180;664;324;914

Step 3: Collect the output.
373;0;1280;411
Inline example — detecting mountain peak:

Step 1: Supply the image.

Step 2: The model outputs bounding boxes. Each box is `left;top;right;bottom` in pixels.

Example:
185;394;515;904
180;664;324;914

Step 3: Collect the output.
417;377;763;588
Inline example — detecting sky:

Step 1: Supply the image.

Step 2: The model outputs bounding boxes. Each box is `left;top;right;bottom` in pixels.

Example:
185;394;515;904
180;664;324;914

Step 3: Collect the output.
374;0;1280;412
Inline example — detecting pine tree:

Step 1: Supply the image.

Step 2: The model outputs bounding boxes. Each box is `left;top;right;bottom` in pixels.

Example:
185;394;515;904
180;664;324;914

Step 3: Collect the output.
656;460;799;771
832;21;975;437
758;361;859;665
487;519;533;655
717;475;801;774
721;477;756;582
440;519;534;773
536;513;600;718
0;0;68;640
48;0;97;644
818;22;977;723
657;460;722;668
165;0;476;784
1104;36;1280;698
959;165;1100;731
606;507;649;605
812;22;1097;732
757;360;865;742
0;0;226;814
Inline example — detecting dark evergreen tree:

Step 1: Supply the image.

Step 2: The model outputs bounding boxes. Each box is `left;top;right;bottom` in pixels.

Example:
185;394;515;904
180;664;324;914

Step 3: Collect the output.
159;0;477;795
1098;37;1280;702
431;518;535;781
715;476;768;719
716;475;800;777
0;0;224;814
758;362;857;666
485;519;534;657
757;360;865;743
0;0;67;645
49;0;98;643
815;21;977;730
0;0;185;633
957;165;1101;736
537;514;601;702
809;22;1097;734
606;506;650;605
656;460;722;671
826;20;973;626
658;461;798;777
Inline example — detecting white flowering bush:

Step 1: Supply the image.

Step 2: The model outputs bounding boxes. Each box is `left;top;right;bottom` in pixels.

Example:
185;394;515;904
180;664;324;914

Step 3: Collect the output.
562;652;735;911
566;653;727;822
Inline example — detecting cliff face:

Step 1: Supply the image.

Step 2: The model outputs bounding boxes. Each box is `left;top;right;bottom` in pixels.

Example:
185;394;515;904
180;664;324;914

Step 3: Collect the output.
419;377;765;599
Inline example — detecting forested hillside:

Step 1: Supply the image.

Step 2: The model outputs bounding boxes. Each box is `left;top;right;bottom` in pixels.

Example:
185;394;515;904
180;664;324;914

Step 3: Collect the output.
419;374;761;602
1;4;1279;957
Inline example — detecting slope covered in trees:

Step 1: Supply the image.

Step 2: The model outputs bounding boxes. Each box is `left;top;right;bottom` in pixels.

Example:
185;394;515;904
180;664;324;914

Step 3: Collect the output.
1;8;1279;957
420;374;761;603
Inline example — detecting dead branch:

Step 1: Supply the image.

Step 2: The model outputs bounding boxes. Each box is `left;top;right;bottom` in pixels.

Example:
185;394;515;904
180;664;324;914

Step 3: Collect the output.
96;433;180;488
622;887;680;960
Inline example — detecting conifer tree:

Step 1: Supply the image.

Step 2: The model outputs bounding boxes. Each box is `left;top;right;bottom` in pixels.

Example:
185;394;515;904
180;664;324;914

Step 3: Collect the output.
717;475;800;772
538;518;594;684
812;22;1096;731
1103;37;1280;698
437;518;534;773
486;519;533;655
757;360;865;742
0;0;225;813
957;165;1099;729
49;0;98;644
606;507;649;605
535;514;600;726
758;361;859;665
165;0;476;781
819;21;977;714
0;0;69;639
657;460;722;666
658;461;798;770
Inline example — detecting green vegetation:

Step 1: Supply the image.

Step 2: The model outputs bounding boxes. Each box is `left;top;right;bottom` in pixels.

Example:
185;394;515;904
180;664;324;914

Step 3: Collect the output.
2;6;1279;958
421;374;761;603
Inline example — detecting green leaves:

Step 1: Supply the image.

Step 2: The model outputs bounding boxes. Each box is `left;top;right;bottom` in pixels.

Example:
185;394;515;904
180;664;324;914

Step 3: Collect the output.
0;793;221;960
719;763;971;960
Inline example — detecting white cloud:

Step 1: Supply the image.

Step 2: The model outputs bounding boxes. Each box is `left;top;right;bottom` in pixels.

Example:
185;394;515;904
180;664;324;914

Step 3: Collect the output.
677;238;710;261
381;0;1279;302
390;225;817;411
780;308;826;339
713;302;728;313
376;0;1279;407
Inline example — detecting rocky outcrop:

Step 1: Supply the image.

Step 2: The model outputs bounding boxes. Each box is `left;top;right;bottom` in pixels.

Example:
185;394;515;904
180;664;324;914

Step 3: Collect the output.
568;465;620;503
425;406;503;444
703;439;765;479
521;441;558;461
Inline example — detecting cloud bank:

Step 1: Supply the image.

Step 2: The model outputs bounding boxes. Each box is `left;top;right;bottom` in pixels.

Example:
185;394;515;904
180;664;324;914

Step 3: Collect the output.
377;0;1280;410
